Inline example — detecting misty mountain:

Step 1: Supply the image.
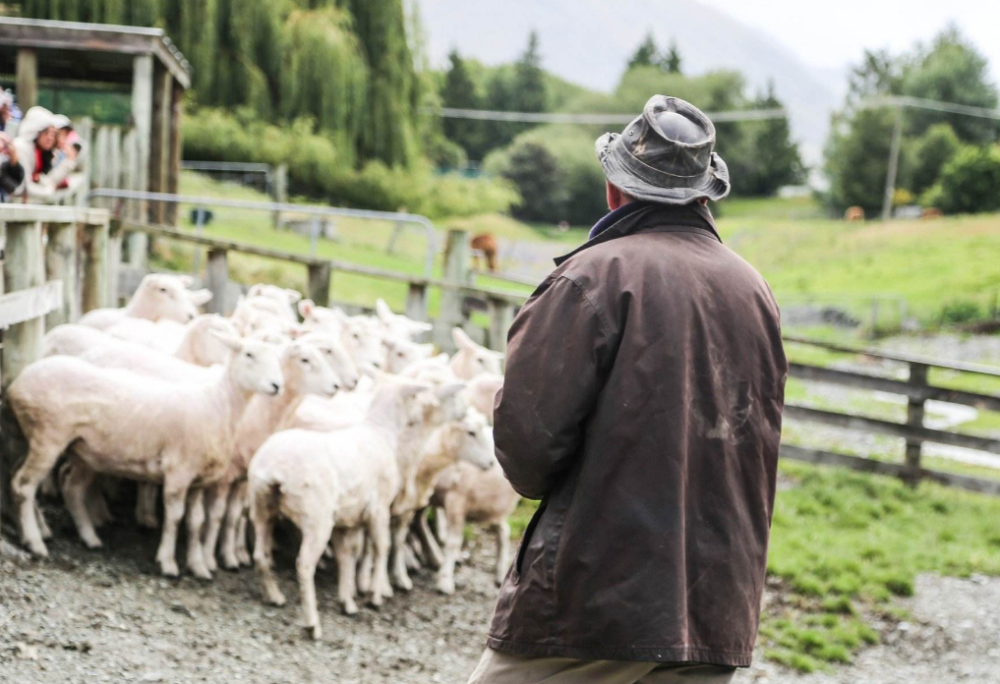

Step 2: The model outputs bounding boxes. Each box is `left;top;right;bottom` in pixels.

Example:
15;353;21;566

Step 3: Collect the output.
415;0;843;163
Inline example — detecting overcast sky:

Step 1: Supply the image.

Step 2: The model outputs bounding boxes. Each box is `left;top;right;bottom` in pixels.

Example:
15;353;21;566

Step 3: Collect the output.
697;0;1000;84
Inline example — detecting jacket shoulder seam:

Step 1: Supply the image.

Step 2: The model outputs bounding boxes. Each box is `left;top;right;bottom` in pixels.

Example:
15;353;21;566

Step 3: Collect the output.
555;274;612;339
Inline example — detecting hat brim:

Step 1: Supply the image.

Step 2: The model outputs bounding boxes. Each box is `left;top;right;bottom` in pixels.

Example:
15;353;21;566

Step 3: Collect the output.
596;132;731;205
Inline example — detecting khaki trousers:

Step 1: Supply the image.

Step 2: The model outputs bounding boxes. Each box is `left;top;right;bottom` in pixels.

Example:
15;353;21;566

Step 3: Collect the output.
467;648;738;684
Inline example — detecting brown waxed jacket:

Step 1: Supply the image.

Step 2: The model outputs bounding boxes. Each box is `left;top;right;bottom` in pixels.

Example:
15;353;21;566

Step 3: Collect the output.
488;202;787;667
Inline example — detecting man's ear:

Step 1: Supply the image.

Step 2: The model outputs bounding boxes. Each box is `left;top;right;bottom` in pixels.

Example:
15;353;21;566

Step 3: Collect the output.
606;180;625;211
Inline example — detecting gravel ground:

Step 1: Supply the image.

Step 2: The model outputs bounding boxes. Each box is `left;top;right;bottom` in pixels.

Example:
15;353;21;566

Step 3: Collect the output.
4;509;999;684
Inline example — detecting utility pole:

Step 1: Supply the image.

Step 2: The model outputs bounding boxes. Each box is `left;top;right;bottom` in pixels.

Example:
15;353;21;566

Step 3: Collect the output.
881;105;904;222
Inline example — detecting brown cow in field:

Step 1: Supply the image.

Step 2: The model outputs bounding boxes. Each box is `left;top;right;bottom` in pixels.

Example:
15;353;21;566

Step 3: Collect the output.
921;207;943;220
470;233;499;272
844;206;865;222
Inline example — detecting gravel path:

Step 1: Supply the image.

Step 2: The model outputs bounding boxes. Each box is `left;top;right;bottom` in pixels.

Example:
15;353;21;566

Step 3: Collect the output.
4;510;999;684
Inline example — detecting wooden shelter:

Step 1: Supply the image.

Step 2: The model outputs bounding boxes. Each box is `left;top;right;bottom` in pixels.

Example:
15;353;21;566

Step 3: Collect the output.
0;17;190;224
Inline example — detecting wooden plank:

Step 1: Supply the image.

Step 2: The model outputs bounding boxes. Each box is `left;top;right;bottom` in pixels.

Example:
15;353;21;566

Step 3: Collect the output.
779;445;1000;497
148;63;172;224
904;363;929;475
15;48;37;110
81;218;110;313
784;335;1000;378
307;263;332;308
788;363;1000;412
487;297;515;355
783;404;1000;455
43;221;77;327
437;230;471;352
0;281;63;328
0;204;81;224
405;282;428;322
1;221;46;390
165;82;183;225
128;55;153;267
205;249;229;315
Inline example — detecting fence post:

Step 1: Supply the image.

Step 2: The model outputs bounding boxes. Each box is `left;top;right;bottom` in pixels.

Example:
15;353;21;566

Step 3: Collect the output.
81;213;110;314
44;219;78;328
206;248;229;315
405;282;428;322
487;296;515;355
108;219;123;305
1;219;45;522
904;362;929;485
272;164;288;228
437;229;470;351
307;262;332;307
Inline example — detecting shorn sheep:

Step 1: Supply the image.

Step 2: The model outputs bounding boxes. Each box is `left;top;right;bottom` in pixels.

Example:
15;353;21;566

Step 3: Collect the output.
8;331;284;578
78;273;211;330
450;327;503;379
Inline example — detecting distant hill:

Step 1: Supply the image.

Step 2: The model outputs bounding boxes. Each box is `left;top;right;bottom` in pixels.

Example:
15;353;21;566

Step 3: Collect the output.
415;0;842;163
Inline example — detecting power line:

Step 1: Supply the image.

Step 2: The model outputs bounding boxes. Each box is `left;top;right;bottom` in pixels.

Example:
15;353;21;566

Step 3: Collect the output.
431;107;788;124
860;95;1000;120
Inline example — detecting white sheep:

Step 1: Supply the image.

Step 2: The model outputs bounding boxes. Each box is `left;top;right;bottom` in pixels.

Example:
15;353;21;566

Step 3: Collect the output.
78;274;211;330
202;338;346;573
383;336;435;375
450;327;504;379
387;408;494;593
8;332;284;579
248;376;430;634
298;300;386;373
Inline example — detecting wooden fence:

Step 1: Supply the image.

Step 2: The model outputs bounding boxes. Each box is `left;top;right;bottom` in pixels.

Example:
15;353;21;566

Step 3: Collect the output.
0;205;111;520
782;336;1000;495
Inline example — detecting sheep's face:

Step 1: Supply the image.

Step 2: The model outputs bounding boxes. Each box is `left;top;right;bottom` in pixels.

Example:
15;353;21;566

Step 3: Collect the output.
383;337;435;374
450;327;504;380
296;331;360;391
229;339;284;396
297;300;346;334
454;410;495;471
341;318;385;374
416;381;469;428
138;275;201;323
246;286;300;323
284;342;340;398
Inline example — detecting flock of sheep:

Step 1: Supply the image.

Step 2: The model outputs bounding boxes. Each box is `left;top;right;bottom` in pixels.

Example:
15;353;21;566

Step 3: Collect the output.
6;274;518;639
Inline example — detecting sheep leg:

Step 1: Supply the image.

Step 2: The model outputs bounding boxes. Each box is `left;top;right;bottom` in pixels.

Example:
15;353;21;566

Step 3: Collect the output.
135;483;160;529
415;508;444;570
405;534;422;570
250;481;285;607
11;437;69;557
332;529;359;616
184;488;212;580
368;508;393;608
34;501;53;540
86;478;114;528
61;460;102;549
201;481;231;573
296;513;335;640
156;475;191;578
435;502;466;595
433;505;448;544
493;519;511;586
220;482;245;570
389;512;414;592
234;481;253;566
356;533;373;595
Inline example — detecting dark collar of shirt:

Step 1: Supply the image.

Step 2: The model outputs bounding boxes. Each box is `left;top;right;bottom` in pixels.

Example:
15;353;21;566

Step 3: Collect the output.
587;200;650;241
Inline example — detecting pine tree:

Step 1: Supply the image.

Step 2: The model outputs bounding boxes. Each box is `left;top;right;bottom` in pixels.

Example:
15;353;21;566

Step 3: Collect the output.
628;32;658;70
743;82;803;195
512;31;547;114
661;39;682;74
441;50;484;159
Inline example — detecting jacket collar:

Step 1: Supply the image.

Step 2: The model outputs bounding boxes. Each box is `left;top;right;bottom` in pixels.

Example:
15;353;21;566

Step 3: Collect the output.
555;201;722;267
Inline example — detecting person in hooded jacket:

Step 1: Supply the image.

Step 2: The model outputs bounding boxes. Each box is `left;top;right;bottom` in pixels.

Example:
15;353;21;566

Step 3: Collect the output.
12;106;81;203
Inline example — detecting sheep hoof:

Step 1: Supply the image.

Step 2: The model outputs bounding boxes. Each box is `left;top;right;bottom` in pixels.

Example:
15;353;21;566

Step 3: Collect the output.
266;592;287;607
394;576;413;593
190;567;213;581
160;560;180;578
308;624;323;641
436;578;455;595
236;550;252;566
204;557;218;573
26;540;49;558
82;535;103;550
341;600;359;616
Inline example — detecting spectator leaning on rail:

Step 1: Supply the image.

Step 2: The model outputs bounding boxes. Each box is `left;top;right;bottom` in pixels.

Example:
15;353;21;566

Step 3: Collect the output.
0;91;24;201
469;95;788;684
12;106;82;203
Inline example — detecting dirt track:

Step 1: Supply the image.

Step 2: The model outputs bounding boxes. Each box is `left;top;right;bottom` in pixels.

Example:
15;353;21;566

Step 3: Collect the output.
3;507;999;683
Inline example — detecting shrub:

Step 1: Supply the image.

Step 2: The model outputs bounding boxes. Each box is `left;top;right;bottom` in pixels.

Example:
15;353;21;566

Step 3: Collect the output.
907;123;961;195
492;140;570;224
922;144;1000;214
183;107;517;220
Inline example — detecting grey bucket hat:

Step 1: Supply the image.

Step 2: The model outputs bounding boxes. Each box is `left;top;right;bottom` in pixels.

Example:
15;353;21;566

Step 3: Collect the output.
595;95;731;204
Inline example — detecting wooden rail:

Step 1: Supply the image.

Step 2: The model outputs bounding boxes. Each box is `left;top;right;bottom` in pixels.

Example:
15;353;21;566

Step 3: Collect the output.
0;205;111;525
784;337;1000;496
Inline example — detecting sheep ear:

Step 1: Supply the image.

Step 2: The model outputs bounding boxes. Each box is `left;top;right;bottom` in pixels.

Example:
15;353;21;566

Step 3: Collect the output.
177;275;195;288
419;343;435;355
298;299;315;318
435;381;466;401
188;289;213;306
413;321;433;333
375;299;394;323
248;284;264;297
209;328;243;351
399;380;432;400
486;349;505;359
452;327;475;351
284;289;302;304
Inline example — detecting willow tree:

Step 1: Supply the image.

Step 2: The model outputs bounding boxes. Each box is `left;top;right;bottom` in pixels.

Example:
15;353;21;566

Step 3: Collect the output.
207;0;283;117
281;6;368;158
345;0;419;167
160;0;218;97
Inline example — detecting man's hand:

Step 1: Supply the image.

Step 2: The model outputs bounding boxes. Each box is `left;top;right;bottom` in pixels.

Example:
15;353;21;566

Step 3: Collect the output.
0;132;16;163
